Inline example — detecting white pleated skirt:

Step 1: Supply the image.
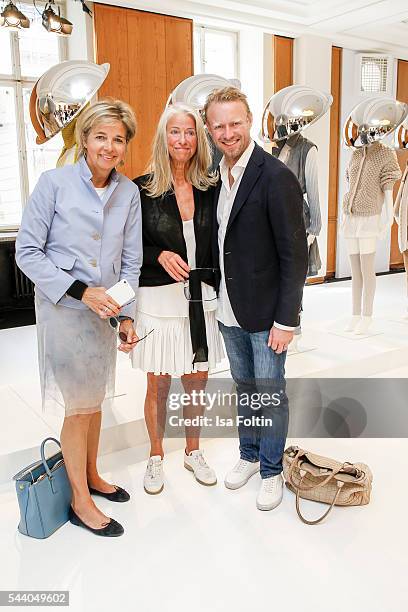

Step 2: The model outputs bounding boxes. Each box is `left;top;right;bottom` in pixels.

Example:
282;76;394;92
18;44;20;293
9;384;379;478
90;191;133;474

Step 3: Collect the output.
35;295;117;416
131;309;225;376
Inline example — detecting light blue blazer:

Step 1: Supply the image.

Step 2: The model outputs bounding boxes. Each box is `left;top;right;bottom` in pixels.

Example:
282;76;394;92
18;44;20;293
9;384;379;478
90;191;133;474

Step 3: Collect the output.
15;156;143;319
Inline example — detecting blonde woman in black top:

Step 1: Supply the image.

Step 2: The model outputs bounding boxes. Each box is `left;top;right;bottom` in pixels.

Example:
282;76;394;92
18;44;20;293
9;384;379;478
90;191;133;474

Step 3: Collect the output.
132;104;224;494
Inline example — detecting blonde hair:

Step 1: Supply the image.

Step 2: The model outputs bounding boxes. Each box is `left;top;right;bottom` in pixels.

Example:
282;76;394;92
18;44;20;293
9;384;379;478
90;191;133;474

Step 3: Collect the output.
143;104;217;198
203;86;251;122
75;98;137;159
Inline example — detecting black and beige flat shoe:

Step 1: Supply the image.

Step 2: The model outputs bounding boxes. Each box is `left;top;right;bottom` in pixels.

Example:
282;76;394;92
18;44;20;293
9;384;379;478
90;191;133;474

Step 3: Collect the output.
68;507;124;537
88;485;130;503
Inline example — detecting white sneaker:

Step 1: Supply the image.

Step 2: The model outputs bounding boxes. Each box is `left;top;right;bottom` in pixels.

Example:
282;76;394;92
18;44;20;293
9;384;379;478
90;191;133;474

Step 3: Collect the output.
256;474;284;511
224;458;260;490
143;455;164;495
184;450;217;486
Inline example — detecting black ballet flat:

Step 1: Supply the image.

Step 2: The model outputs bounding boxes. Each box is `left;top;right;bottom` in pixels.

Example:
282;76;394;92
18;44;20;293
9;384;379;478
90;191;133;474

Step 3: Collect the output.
68;506;124;537
88;485;130;503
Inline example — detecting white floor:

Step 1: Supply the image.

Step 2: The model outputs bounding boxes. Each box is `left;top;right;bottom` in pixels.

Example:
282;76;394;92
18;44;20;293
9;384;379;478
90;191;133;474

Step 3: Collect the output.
1;274;408;611
0;438;407;612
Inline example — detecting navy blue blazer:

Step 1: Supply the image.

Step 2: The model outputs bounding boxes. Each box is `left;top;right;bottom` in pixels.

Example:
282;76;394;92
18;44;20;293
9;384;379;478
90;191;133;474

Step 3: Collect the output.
212;143;308;332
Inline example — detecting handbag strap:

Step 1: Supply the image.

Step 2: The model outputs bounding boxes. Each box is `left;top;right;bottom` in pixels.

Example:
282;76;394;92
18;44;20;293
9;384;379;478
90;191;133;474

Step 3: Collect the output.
295;475;345;525
40;437;61;480
13;437;62;482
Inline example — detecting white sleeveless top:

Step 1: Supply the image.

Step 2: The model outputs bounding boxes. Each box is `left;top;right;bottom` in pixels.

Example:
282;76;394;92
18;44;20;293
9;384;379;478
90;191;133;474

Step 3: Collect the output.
137;219;217;317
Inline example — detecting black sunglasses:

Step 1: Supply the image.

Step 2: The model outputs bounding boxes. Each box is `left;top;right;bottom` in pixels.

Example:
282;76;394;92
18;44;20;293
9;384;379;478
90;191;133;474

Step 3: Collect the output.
183;267;219;302
109;318;154;343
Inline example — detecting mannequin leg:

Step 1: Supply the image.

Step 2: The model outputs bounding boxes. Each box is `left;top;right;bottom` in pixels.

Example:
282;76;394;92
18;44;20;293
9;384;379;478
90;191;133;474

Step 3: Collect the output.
355;238;377;335
403;251;408;311
360;252;376;316
345;239;363;331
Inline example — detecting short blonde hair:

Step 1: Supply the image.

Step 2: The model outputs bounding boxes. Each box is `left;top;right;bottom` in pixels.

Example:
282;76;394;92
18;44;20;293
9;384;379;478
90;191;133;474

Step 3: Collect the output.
203;87;251;122
143;103;217;198
75;98;137;158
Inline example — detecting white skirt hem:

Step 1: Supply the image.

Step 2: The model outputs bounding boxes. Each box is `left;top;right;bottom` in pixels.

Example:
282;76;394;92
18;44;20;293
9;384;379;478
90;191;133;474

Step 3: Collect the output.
131;310;225;376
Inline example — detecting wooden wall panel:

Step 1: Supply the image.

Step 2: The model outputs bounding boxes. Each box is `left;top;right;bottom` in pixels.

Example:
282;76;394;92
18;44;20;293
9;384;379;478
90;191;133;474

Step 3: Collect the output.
273;36;293;92
326;46;342;278
93;5;132;175
390;59;408;269
93;3;193;179
165;17;193;96
127;10;167;178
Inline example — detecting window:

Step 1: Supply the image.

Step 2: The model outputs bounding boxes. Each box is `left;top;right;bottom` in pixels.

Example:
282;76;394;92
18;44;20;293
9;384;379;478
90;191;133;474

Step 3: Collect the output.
194;26;238;80
360;56;389;93
0;2;66;230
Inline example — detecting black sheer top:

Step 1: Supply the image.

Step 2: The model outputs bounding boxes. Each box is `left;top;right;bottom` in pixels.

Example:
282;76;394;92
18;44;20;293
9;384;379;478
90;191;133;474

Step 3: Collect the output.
133;174;215;288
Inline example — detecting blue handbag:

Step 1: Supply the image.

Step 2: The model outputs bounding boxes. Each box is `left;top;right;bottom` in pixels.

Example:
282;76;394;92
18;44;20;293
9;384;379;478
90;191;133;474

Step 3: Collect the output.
13;437;72;539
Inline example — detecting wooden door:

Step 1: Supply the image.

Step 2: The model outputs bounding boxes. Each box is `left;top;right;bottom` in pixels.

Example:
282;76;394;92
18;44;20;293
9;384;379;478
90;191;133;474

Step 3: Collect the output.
273;36;293;92
326;46;342;278
94;4;193;179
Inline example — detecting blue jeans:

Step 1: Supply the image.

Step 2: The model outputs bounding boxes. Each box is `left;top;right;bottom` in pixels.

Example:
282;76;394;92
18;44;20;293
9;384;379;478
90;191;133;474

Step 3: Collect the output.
219;322;289;478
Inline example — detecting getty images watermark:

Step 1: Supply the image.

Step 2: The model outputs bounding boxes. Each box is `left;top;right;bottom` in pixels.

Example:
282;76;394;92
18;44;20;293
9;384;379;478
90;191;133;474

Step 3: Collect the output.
167;388;282;429
160;377;408;439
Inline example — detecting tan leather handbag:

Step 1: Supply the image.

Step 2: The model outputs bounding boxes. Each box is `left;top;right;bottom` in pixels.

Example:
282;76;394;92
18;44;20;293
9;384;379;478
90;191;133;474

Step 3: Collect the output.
283;446;373;525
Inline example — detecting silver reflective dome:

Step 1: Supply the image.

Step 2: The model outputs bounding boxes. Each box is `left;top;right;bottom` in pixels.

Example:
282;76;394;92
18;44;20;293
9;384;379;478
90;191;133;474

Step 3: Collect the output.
169;74;241;110
395;116;408;148
343;96;408;148
261;85;333;142
29;60;110;144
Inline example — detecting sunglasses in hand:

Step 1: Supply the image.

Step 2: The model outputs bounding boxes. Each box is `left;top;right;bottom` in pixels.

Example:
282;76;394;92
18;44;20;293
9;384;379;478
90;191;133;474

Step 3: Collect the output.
109;317;154;344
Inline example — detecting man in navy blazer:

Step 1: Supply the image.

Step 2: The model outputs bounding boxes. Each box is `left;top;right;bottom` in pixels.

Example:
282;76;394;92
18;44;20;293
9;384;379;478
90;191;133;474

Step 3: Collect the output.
205;87;308;511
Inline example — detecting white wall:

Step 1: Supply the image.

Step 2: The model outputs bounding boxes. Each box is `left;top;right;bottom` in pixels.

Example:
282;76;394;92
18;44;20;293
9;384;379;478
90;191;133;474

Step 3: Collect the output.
336;49;397;278
238;28;264;143
294;35;332;278
263;33;274;107
65;1;94;62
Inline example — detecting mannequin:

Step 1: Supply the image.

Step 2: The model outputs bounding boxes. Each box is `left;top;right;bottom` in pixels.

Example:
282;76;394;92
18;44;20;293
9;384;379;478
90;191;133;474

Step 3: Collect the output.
393;160;408;308
29;60;109;166
264;85;332;346
342;140;401;334
56;116;81;167
272;132;322;268
272;133;322;346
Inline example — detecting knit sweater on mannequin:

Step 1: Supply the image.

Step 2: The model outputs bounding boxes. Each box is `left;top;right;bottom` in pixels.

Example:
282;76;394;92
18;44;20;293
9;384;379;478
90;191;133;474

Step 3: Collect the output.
343;142;401;216
394;164;408;252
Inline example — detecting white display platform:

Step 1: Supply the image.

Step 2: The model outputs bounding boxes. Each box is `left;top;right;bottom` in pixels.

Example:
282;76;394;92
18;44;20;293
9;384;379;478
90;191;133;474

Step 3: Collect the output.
2;273;408;483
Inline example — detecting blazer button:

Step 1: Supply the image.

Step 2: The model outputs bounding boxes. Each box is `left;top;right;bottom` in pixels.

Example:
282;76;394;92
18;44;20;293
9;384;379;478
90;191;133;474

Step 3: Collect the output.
225;251;231;255
92;232;101;241
90;259;97;267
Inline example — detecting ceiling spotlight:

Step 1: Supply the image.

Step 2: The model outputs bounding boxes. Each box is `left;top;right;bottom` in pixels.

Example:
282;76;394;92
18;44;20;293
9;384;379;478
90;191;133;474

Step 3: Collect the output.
42;1;73;35
0;1;30;30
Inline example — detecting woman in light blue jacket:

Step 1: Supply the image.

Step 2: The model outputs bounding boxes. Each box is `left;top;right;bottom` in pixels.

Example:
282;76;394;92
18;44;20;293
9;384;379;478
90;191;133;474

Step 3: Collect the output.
16;99;143;538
